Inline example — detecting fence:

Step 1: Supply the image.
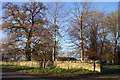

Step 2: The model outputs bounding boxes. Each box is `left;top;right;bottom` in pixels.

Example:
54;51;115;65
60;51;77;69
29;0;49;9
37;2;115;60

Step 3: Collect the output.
0;61;101;72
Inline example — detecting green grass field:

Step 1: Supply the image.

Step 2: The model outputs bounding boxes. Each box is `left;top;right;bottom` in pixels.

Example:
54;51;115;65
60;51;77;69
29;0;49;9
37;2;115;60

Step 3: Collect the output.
2;65;98;76
2;64;120;76
19;68;98;76
102;65;120;73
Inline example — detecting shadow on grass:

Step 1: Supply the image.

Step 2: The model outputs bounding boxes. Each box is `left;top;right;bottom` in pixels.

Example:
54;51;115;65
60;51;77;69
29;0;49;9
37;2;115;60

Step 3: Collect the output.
1;65;35;72
102;65;120;73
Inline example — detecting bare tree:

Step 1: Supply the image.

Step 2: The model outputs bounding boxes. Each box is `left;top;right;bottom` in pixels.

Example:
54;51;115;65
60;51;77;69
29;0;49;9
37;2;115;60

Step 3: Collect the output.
107;11;119;64
85;10;105;61
46;2;67;61
69;2;91;61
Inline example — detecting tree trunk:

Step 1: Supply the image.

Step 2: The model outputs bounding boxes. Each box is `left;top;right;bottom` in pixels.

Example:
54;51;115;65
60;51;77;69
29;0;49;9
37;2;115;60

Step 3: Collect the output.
113;35;117;64
52;17;57;61
25;41;31;61
99;41;104;72
80;12;84;61
52;26;56;61
26;51;31;61
80;30;84;61
25;15;34;61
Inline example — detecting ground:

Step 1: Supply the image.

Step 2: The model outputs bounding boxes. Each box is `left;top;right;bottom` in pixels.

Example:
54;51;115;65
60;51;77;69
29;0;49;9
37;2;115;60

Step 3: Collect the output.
2;68;120;80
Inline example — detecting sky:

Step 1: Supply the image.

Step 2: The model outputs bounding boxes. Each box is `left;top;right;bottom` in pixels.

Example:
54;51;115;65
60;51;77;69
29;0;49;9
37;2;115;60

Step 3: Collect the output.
0;0;120;2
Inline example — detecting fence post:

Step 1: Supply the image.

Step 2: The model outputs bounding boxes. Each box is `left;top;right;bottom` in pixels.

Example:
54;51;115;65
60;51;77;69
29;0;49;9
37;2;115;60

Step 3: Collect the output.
93;61;95;71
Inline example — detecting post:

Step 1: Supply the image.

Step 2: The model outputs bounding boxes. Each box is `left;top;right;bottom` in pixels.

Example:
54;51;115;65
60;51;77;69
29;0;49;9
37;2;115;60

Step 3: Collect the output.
93;60;95;71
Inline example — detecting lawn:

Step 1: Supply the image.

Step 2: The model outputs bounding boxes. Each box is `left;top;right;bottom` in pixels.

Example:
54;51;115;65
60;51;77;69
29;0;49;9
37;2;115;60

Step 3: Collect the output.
1;65;34;71
102;65;120;73
19;68;98;76
3;64;120;76
2;65;98;76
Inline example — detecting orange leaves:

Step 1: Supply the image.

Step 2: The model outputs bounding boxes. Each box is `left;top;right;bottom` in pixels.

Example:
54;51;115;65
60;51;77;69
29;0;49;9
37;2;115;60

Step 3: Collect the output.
39;36;45;41
10;5;18;10
2;2;53;60
23;22;30;28
23;31;28;35
19;13;28;20
2;44;8;49
13;43;18;48
2;22;13;29
28;37;34;42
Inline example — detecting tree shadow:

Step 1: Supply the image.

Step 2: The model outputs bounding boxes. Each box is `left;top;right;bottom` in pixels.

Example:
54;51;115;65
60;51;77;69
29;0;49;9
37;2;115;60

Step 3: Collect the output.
102;65;120;73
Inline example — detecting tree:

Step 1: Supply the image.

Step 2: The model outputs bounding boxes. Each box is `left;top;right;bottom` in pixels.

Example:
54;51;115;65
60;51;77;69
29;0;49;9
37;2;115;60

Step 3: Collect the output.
46;2;67;61
85;10;106;61
107;11;119;64
68;2;91;61
2;2;53;61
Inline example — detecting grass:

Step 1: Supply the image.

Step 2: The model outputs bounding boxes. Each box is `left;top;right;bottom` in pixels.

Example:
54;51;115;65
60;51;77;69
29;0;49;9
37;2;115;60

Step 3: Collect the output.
19;68;98;76
102;65;120;73
2;65;98;76
104;65;120;69
2;65;34;71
